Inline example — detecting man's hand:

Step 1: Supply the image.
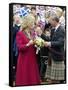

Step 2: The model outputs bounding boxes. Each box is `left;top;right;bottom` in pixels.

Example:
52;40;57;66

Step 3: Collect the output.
44;41;51;47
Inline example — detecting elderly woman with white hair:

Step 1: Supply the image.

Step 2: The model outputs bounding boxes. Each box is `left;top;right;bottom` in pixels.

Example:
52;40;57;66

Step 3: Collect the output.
15;14;40;86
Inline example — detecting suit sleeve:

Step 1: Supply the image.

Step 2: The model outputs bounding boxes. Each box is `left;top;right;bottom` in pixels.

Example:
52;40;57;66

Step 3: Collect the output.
41;34;50;41
16;32;29;52
51;30;64;47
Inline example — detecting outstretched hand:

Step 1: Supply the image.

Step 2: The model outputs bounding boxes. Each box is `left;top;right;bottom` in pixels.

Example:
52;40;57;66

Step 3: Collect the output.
44;41;51;47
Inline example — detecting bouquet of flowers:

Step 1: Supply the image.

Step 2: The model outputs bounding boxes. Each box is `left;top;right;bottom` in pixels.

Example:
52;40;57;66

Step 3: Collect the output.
33;37;45;54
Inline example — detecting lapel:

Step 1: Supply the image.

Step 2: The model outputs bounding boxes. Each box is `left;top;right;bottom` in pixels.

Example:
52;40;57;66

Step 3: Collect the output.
51;26;61;40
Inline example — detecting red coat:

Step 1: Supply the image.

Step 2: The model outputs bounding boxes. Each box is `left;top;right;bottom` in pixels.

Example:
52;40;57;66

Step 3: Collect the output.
15;31;40;86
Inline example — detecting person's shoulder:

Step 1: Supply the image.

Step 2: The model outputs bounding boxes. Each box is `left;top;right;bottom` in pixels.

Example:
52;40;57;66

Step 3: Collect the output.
58;25;65;36
17;30;24;35
58;25;64;31
17;31;22;35
16;31;24;38
16;31;25;38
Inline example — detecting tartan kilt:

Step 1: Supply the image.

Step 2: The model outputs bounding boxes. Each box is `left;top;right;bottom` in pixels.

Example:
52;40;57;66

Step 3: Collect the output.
45;59;65;80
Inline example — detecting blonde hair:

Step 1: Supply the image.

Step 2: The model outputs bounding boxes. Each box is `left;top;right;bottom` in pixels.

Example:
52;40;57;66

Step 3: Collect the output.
21;14;35;30
56;7;63;17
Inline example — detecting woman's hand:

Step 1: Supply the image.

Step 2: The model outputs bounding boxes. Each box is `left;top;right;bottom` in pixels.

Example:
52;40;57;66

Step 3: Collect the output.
26;40;34;47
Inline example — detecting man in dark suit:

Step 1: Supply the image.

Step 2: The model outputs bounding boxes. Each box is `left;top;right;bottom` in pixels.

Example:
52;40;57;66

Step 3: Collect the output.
41;17;65;62
11;14;21;86
37;16;65;84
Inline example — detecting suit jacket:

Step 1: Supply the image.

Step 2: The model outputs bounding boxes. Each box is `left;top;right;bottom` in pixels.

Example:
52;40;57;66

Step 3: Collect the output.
11;24;20;56
41;25;65;61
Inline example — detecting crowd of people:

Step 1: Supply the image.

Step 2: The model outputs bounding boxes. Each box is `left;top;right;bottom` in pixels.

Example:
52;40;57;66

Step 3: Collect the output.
11;4;66;86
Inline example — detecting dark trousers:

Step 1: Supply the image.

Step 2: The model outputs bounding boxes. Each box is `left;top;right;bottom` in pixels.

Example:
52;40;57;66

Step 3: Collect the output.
40;56;48;80
12;52;18;80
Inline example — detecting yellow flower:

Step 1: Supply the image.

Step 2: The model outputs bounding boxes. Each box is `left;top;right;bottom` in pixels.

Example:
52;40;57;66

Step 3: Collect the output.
34;37;44;47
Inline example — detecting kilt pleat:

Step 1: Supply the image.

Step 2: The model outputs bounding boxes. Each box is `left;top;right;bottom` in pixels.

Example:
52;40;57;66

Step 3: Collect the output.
45;59;65;80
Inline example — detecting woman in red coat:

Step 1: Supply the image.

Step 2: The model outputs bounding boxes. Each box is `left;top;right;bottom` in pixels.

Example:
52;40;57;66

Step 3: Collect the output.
15;14;40;86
